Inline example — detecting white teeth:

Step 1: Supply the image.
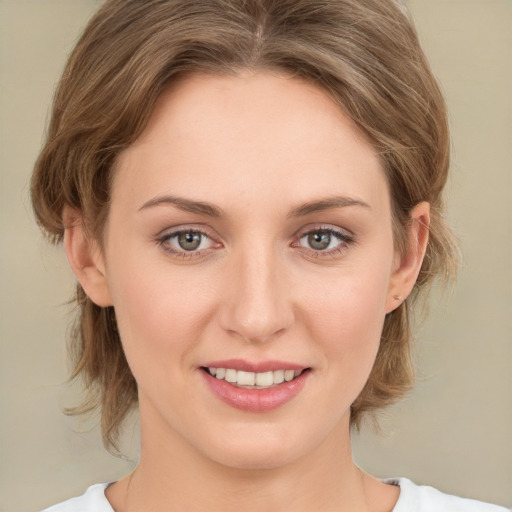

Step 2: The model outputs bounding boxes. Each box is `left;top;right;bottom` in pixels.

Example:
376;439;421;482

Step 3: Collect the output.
207;367;305;388
255;371;274;387
237;370;255;386
225;369;237;383
284;370;295;381
273;369;285;384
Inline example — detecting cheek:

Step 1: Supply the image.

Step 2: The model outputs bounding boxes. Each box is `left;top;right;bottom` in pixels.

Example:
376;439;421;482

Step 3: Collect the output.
297;260;390;381
301;264;389;337
105;256;219;378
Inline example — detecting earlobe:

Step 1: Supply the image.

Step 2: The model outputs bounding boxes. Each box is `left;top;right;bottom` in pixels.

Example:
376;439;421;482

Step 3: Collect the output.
63;206;113;307
386;202;430;313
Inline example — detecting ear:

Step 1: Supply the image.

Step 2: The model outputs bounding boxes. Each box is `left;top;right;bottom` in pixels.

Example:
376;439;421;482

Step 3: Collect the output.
63;206;113;307
386;201;430;313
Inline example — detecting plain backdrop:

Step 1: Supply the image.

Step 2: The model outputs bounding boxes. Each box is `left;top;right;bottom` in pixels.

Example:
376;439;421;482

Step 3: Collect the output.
0;0;510;510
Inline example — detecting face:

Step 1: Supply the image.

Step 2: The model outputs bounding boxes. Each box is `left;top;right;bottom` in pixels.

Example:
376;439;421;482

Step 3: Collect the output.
95;72;402;469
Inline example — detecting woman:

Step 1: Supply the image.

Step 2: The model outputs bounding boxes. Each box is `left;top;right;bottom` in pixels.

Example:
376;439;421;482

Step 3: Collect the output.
31;0;508;510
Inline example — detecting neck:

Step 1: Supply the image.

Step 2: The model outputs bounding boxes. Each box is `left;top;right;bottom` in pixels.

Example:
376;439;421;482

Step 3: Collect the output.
107;405;397;512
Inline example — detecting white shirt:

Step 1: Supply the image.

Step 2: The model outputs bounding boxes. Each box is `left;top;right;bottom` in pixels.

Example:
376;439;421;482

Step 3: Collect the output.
41;478;509;511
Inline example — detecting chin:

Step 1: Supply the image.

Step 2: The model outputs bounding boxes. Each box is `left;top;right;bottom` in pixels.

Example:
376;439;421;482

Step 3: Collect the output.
197;422;319;471
210;444;300;471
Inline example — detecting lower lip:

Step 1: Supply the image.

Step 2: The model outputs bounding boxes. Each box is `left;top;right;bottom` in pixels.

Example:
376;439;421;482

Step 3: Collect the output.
201;369;309;412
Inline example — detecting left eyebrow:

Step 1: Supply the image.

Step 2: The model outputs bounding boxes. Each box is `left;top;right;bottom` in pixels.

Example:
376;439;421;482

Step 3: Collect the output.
288;196;371;218
138;195;222;217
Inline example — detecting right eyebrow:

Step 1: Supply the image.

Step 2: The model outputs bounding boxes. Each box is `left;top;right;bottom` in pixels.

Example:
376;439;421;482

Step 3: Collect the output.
138;195;222;217
288;195;371;218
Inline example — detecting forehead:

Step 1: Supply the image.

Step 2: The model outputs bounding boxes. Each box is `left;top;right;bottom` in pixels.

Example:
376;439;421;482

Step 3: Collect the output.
113;72;389;215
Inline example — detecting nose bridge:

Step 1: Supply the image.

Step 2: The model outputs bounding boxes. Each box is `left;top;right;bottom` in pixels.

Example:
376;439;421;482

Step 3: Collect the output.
222;241;293;343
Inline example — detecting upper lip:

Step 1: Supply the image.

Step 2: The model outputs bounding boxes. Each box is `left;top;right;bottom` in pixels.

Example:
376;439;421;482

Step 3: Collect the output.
201;359;307;373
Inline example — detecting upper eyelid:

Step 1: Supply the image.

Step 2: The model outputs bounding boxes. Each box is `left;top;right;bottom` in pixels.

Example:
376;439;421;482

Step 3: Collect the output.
156;224;353;238
294;224;355;239
300;227;349;236
157;226;351;239
157;224;216;239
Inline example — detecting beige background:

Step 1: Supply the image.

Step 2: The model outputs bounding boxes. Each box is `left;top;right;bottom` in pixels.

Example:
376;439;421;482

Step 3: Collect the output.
0;0;510;510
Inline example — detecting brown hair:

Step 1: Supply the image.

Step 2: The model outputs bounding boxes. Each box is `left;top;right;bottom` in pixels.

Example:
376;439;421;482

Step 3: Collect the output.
31;0;458;451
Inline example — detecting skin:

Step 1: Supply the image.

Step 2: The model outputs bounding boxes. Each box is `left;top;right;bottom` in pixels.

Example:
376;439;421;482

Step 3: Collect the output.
65;72;429;512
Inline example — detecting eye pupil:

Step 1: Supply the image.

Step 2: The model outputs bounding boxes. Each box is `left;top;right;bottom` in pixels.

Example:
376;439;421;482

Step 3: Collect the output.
308;231;331;250
178;231;202;251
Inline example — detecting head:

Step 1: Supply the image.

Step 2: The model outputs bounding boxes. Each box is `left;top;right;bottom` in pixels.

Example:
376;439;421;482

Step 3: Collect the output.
31;0;457;453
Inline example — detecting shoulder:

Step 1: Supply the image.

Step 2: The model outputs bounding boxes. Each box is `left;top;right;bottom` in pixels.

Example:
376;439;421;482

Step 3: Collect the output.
40;483;114;512
387;477;509;512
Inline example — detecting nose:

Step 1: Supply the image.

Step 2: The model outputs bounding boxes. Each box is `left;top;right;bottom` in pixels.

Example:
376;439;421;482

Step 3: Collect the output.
219;246;294;344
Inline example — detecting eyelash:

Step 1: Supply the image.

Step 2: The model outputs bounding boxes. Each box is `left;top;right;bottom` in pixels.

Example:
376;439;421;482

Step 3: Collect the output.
293;227;355;258
156;227;219;260
156;226;355;260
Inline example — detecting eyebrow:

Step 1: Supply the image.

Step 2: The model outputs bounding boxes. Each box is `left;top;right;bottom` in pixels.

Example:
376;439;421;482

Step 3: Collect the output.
138;195;222;217
288;196;371;217
138;194;370;218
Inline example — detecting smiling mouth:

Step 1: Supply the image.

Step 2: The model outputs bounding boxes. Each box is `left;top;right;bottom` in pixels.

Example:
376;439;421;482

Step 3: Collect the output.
201;367;310;389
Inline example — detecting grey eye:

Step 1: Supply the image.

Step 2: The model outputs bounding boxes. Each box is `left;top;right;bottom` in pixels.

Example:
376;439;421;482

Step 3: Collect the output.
298;228;351;253
307;231;332;250
177;231;203;251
